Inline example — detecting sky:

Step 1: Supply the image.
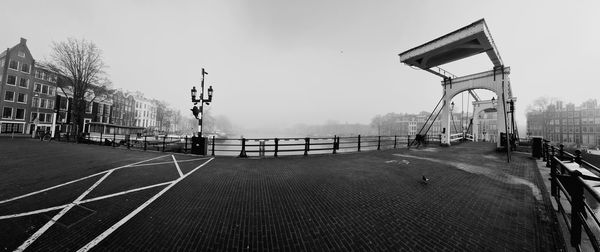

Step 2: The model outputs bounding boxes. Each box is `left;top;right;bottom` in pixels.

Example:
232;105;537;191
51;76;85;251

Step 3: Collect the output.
2;0;599;131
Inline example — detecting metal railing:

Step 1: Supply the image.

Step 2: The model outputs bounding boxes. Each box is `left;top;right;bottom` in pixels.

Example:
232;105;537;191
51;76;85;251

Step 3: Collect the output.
542;141;600;251
50;133;442;157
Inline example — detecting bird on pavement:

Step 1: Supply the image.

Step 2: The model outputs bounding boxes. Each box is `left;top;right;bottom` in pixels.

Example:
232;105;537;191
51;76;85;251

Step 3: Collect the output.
422;175;430;184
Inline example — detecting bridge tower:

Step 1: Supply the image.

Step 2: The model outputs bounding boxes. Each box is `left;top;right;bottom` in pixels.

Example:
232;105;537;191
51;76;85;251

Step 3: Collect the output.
398;19;514;149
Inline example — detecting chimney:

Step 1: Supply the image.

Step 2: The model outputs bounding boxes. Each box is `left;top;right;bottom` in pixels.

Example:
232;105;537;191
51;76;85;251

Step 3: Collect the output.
20;38;27;45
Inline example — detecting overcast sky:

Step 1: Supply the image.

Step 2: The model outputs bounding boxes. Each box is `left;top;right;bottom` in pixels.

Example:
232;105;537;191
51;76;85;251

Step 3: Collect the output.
2;0;599;130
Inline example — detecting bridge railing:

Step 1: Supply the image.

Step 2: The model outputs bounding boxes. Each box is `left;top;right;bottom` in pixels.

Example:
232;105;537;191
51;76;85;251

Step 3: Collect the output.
542;141;600;251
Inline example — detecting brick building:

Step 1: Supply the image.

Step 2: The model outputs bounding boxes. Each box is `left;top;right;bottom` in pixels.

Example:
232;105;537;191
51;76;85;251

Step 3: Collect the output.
527;100;600;148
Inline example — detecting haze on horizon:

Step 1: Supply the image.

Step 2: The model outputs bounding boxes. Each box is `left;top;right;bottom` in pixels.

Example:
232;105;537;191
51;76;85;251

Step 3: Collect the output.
2;0;599;132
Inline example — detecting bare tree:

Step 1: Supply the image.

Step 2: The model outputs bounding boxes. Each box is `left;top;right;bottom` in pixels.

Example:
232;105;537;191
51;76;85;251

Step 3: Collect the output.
42;38;111;140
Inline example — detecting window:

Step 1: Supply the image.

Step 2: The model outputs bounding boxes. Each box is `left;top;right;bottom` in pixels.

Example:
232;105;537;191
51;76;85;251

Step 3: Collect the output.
2;107;12;119
30;112;38;121
39;113;46;122
32;97;39;108
48;100;54;109
34;83;41;93
48;86;55;96
35;70;43;79
4;91;15;102
8;60;18;70
59;97;68;110
50;75;57;83
40;99;46;108
18;51;25;58
42;85;48;94
19;78;29;88
86;102;92;113
58;111;67;123
45;113;52;123
7;75;16;85
21;63;30;73
15;108;25;120
17;93;26;103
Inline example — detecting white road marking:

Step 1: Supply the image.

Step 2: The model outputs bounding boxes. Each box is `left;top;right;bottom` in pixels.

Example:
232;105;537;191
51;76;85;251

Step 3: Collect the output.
78;158;215;252
127;157;210;168
16;170;114;251
0;181;174;220
0;154;170;205
172;155;183;177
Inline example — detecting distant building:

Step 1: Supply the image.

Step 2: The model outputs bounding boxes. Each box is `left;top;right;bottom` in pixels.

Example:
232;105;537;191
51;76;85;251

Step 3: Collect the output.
0;38;58;134
133;92;157;130
527;99;600;148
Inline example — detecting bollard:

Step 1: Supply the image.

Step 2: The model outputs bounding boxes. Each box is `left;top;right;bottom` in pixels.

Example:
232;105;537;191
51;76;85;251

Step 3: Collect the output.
144;136;147;151
274;138;279;157
570;170;584;248
394;135;397;149
377;136;381;151
304;137;310;156
358;135;361;152
239;138;247;158
211;136;215;156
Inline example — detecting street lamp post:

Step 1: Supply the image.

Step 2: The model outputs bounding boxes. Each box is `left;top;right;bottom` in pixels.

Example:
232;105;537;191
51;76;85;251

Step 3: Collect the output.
190;68;214;155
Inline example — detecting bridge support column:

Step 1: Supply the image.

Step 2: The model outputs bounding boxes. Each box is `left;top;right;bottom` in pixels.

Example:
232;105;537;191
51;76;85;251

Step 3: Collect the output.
440;98;451;146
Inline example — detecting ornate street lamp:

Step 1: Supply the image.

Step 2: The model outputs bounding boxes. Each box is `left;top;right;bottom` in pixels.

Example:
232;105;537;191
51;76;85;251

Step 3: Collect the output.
189;68;214;155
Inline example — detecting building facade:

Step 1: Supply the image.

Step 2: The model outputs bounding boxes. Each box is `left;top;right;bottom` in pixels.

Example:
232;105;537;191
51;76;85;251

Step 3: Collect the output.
133;92;157;130
527;100;600;148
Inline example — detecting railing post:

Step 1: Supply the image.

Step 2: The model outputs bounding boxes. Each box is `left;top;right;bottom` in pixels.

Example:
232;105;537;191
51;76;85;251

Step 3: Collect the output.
358;135;361;152
184;136;188;153
574;150;582;165
393;135;397;149
239;138;247;158
377;136;381;150
542;142;547;162
113;132;116;147
546;144;552;168
100;132;103;146
274;138;279;157
304;137;309;156
407;135;410;148
127;135;130;149
211;136;215;156
162;136;166;152
570;170;584;248
550;151;558;197
144;135;147;151
559;144;564;160
332;135;337;154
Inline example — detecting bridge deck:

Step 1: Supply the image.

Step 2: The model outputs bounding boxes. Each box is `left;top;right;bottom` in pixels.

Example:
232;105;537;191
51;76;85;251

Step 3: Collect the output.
0;139;565;251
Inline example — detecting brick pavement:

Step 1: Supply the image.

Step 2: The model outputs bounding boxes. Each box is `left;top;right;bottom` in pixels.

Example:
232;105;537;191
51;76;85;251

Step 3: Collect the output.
0;139;565;251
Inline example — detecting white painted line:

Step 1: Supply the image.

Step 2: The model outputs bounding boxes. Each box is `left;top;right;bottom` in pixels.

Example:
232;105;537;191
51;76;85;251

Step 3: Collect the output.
16;170;114;251
172;155;184;177
0;154;170;205
0;205;69;220
79;181;173;204
0;181;174;220
78;158;215;252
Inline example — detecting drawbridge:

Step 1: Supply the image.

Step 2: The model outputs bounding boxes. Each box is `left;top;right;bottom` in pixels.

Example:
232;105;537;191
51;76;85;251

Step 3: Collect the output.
398;19;516;157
